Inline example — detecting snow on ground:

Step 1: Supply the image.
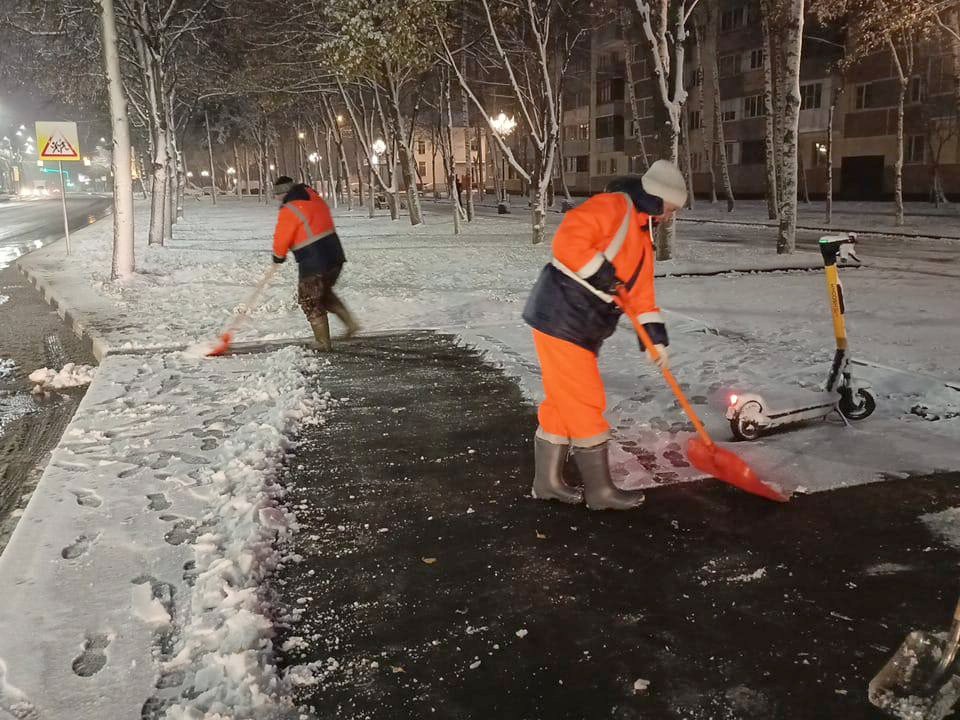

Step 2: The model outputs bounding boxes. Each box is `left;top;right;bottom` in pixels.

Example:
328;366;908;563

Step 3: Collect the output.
28;362;96;392
15;197;960;497
0;358;13;379
3;195;960;718
0;346;326;719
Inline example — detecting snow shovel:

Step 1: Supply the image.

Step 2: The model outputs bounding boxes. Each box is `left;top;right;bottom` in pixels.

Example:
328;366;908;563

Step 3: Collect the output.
615;289;788;502
868;597;960;720
206;264;278;357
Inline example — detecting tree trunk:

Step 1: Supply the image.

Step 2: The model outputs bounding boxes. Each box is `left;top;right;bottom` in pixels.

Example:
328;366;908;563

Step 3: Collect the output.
100;0;135;279
761;11;779;219
355;148;365;209
894;79;906;226
205;110;217;206
707;8;734;212
232;142;241;196
621;10;650;172
693;22;716;203
149;129;168;246
798;142;810;204
681;106;695;209
324;128;337;208
826;102;835;224
441;69;463;235
242;145;251;199
776;0;804;254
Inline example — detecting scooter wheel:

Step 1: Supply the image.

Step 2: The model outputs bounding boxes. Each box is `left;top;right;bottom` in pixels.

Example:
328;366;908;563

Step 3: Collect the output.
840;389;876;420
730;402;764;441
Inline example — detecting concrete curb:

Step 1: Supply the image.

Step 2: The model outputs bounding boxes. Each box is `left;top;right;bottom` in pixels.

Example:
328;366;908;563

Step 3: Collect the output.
16;260;112;363
677;216;960;242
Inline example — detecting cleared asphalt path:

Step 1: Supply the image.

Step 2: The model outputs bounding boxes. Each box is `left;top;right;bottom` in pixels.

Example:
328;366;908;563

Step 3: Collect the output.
275;333;960;720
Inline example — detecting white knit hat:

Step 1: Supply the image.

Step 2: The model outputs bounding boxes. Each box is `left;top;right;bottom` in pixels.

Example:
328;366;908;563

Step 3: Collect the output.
641;159;688;209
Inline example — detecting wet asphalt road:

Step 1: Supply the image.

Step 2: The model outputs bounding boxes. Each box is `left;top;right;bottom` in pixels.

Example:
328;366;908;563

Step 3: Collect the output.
0;194;112;269
0;199;100;549
275;333;960;720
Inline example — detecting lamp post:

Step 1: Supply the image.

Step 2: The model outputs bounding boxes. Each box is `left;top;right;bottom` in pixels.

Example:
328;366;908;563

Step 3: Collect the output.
489;112;516;214
369;139;386;216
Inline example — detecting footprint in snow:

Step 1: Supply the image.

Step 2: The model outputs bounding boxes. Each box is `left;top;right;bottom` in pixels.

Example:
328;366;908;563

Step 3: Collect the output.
71;633;111;677
0;657;40;719
146;493;171;512
69;488;103;509
61;533;100;560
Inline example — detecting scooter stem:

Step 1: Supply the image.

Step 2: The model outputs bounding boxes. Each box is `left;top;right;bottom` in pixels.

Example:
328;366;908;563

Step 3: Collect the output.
616;289;715;449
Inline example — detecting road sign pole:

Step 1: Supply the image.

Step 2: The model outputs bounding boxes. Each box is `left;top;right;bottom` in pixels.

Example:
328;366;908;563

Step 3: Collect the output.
59;160;71;255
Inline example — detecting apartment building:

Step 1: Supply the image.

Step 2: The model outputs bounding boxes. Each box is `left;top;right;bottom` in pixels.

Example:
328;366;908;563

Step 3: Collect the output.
553;1;960;201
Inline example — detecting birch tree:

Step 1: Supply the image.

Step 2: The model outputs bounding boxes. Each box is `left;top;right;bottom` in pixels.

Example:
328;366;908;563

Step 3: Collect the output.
630;0;701;259
774;0;804;254
437;0;590;244
323;0;434;227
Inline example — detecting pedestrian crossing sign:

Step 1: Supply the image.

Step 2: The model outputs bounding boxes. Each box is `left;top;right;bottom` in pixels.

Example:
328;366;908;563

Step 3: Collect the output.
36;121;81;162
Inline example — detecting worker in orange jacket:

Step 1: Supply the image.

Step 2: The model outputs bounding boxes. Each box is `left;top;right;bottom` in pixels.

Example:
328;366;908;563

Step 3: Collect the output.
522;160;688;510
272;176;359;350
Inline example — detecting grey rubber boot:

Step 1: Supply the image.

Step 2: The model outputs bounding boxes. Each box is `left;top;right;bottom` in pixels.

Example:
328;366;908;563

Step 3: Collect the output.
310;315;332;351
574;441;645;510
531;436;582;505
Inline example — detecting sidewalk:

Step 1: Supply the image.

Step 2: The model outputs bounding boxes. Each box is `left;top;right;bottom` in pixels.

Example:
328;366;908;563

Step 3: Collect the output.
3;197;960;718
680;199;960;241
275;332;960;720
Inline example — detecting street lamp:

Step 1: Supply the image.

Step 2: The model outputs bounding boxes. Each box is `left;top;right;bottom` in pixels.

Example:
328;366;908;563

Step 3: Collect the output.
336;114;344;124
201;169;210;178
227;167;236;175
100;137;106;143
186;171;194;179
269;164;275;172
308;152;319;163
489;112;517;214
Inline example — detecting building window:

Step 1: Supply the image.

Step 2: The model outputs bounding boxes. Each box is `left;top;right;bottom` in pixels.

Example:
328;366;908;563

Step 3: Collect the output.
800;82;823;110
595;115;625;138
720;99;738;122
565;125;577;141
812;141;828;167
637;58;649;79
688;110;702;129
597;78;624;104
743;95;765;118
417;161;427;177
720;6;745;32
578;122;589;139
905;135;925;163
416;139;426;155
749;48;764;70
909;76;925;104
690;152;703;172
639;97;654;118
741;140;765;165
576;155;589;172
724;141;739;165
855;83;875;110
609;158;619;174
719;53;742;78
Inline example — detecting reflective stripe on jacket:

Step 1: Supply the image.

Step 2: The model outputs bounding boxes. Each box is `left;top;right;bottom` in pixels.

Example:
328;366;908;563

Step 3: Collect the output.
522;192;663;354
272;194;346;277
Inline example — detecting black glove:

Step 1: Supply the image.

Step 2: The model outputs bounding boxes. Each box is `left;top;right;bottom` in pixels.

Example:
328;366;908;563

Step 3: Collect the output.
272;254;286;264
584;258;623;295
637;323;669;350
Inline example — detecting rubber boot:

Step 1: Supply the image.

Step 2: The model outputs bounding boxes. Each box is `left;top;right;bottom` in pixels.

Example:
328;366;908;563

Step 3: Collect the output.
310;315;332;351
335;307;360;340
574;442;645;510
531;436;582;504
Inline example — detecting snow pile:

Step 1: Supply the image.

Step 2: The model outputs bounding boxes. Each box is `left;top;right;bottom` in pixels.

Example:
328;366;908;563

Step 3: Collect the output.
159;346;325;719
0;294;9;306
28;363;96;392
0;358;14;379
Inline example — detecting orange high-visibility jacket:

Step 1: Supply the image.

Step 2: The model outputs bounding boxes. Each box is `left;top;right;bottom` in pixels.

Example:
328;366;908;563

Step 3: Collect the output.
523;192;665;354
272;187;346;277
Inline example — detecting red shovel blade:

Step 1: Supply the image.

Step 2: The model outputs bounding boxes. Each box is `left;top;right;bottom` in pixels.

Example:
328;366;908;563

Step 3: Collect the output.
687;438;789;502
205;332;233;357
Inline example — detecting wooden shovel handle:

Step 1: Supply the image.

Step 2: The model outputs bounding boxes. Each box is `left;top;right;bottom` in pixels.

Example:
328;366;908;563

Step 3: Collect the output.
616;289;715;449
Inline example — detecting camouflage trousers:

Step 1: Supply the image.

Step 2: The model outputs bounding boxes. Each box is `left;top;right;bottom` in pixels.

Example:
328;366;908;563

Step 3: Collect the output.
297;267;349;324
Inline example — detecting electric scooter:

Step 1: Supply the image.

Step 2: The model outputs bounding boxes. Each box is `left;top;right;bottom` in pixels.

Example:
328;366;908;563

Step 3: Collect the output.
726;233;876;441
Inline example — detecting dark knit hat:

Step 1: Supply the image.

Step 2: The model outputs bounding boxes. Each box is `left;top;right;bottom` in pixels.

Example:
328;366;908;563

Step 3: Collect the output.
272;175;295;196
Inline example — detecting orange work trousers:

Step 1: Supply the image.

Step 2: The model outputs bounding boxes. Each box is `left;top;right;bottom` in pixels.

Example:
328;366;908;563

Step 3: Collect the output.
532;329;610;446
